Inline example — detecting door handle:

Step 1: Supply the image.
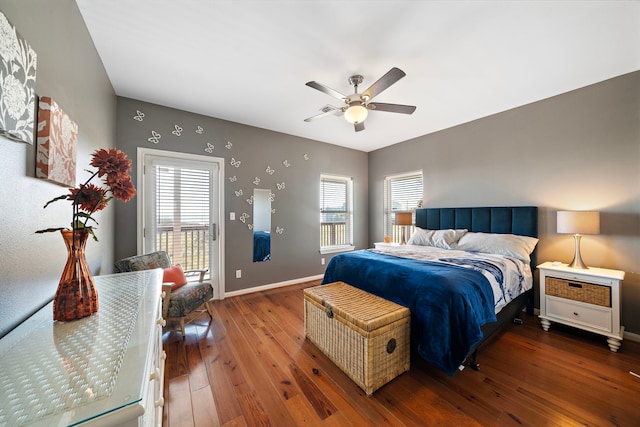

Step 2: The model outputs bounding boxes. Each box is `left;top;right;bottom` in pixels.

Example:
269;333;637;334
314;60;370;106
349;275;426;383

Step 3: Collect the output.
212;223;217;241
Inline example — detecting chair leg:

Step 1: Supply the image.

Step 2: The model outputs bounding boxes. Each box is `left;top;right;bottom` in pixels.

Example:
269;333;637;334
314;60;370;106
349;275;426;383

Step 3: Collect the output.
180;318;186;339
205;301;214;319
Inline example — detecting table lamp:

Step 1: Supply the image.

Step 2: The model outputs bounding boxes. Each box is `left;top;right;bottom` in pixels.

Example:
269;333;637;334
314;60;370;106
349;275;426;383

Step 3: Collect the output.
557;210;600;269
395;212;413;245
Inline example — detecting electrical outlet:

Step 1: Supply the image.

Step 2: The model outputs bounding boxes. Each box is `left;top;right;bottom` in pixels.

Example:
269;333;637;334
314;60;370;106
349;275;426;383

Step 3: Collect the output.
321;258;325;265
230;212;235;220
235;269;241;279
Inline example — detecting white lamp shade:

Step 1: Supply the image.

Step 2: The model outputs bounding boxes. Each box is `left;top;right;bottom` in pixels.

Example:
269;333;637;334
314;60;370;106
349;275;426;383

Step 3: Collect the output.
344;104;368;124
557;211;600;235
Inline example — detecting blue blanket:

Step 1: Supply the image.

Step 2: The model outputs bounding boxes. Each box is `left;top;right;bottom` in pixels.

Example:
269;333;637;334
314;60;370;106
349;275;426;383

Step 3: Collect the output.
322;249;497;375
253;231;271;262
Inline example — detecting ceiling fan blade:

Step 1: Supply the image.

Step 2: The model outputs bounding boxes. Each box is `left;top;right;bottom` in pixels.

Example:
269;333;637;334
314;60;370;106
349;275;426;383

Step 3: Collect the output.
305;81;348;101
304;105;343;122
354;122;365;132
368;102;416;115
361;67;406;101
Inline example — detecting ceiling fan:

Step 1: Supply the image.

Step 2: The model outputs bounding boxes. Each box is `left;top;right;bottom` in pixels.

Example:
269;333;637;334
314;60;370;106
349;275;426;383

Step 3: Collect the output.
304;67;416;132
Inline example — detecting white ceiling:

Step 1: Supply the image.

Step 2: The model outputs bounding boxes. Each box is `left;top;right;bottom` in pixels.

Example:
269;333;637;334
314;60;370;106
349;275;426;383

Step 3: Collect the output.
75;1;640;152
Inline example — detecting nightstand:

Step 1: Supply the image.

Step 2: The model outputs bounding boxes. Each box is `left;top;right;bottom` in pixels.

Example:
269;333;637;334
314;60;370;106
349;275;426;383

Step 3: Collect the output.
373;242;401;249
538;261;625;351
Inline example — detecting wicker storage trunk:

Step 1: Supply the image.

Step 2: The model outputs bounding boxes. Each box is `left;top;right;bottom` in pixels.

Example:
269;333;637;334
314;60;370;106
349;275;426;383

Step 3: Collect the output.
304;282;410;395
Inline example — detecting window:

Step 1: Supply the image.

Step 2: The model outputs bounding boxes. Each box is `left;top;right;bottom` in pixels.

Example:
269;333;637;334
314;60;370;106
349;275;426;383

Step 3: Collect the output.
320;174;354;253
152;165;211;273
384;171;423;242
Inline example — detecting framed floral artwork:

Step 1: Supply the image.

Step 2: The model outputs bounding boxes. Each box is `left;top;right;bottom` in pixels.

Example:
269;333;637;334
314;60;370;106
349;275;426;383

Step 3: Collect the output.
36;97;78;187
0;10;38;144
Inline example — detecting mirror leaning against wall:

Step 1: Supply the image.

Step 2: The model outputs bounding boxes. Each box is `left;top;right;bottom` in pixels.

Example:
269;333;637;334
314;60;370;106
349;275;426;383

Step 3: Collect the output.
253;188;271;262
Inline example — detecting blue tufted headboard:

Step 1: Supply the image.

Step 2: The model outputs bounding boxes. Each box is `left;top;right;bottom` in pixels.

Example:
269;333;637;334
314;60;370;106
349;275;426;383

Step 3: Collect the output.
415;206;538;266
415;206;538;237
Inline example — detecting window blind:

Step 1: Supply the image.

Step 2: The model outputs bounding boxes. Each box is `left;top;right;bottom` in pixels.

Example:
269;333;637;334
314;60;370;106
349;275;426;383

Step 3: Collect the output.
151;162;211;271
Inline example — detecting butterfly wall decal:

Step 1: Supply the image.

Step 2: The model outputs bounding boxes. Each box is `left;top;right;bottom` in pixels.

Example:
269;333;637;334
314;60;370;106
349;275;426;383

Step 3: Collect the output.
133;110;145;121
204;143;214;153
172;125;183;136
230;158;241;168
148;131;161;144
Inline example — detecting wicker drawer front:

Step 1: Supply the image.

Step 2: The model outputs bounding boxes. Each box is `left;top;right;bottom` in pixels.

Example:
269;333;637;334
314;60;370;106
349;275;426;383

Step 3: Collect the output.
304;282;410;396
546;277;611;307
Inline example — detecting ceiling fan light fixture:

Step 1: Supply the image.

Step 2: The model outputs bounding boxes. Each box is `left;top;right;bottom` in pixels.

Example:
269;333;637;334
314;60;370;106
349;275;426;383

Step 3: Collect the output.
304;67;415;131
344;103;368;124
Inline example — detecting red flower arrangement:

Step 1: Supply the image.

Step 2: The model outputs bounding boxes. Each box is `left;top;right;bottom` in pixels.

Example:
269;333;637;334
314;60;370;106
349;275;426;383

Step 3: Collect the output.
36;148;136;241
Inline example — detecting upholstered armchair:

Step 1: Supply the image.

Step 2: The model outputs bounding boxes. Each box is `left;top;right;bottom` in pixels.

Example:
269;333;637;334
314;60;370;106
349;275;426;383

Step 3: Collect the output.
114;251;214;338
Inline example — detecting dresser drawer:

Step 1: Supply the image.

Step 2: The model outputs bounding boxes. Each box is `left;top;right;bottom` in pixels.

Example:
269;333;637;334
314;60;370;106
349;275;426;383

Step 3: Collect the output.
546;296;612;333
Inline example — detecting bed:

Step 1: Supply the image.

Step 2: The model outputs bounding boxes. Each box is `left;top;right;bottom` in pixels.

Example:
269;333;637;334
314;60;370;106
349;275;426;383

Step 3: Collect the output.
321;206;538;375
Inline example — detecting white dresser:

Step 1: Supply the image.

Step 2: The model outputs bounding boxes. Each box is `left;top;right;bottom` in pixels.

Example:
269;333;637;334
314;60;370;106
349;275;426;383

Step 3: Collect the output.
0;269;166;426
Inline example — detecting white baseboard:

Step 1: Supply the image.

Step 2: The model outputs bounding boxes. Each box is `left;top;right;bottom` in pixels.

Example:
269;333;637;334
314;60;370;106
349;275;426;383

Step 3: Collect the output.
624;330;640;343
223;274;324;298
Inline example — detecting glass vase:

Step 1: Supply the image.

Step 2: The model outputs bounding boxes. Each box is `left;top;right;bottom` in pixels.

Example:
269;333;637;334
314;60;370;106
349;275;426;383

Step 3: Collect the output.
53;229;99;321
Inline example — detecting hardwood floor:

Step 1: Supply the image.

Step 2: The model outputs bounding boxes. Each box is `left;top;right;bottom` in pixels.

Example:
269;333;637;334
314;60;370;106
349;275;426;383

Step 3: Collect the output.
162;280;640;426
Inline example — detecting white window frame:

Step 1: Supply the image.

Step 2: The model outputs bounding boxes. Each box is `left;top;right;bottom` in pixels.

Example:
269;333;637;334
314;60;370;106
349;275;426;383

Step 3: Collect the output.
383;170;423;240
320;174;355;254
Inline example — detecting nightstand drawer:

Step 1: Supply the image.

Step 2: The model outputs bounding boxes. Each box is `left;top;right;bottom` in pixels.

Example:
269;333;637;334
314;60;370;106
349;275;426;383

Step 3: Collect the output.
546;296;612;332
546;277;611;307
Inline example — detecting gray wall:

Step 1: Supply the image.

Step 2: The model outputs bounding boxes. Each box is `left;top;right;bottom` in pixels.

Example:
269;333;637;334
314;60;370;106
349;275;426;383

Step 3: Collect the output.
369;71;640;334
0;0;116;337
115;97;369;293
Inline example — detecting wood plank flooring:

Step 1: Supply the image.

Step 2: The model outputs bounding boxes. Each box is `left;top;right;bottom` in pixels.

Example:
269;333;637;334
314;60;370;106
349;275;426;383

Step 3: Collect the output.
162;280;640;426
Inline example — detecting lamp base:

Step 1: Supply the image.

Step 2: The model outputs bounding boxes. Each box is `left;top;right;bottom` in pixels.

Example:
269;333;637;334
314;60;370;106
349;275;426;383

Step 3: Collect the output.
568;234;589;269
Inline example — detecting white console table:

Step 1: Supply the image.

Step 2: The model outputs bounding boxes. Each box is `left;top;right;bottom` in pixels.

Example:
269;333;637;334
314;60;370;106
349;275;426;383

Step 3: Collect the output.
0;269;165;426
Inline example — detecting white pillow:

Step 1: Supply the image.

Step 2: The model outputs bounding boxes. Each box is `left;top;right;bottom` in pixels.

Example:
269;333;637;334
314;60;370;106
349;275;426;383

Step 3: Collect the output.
455;232;539;262
408;228;468;249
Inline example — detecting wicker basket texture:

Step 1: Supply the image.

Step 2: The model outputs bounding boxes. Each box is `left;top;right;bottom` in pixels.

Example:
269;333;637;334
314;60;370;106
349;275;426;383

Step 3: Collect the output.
546;277;611;307
304;282;410;395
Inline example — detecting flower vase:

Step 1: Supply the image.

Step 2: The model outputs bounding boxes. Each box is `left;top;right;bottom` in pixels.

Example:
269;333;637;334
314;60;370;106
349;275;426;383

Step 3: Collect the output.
53;229;99;321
